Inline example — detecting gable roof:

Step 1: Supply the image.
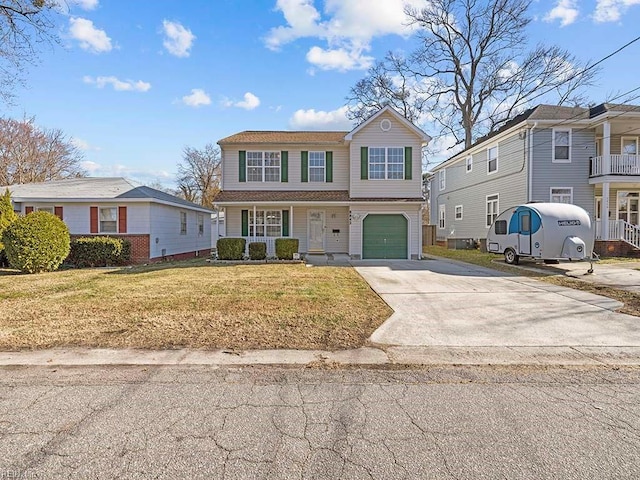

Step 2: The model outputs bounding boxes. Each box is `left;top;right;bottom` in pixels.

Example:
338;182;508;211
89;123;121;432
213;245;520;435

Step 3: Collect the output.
4;177;213;213
218;131;347;145
344;105;431;143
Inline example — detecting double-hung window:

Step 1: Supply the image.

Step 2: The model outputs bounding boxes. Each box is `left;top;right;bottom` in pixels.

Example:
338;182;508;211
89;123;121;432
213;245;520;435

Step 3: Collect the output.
180;212;187;235
439;169;446;190
309;151;326;182
553;129;571;162
249;210;282;237
438;205;445;229
487;146;498;174
36;206;54;214
455;205;463;220
486;194;499;227
551;187;572;204
100;207;117;233
197;214;204;236
247;151;281;182
369;147;404;180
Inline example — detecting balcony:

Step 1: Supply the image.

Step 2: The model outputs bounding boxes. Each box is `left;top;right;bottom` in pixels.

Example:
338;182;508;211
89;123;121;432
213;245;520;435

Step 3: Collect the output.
590;155;640;177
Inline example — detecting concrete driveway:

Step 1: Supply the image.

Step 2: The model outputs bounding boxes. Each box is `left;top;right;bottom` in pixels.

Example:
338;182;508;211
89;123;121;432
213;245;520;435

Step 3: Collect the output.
353;259;640;347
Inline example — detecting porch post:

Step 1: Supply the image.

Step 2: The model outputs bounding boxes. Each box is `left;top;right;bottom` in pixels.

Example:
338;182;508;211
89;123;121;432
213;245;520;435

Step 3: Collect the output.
602;182;610;240
603;121;611;175
215;209;220;245
253;205;257;241
289;205;293;238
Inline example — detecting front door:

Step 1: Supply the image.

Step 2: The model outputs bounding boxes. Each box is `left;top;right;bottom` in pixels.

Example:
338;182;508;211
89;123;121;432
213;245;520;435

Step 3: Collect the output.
308;210;325;252
518;210;531;255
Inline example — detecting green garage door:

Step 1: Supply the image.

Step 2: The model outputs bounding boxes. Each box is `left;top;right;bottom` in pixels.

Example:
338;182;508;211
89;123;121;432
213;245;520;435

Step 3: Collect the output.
362;214;408;259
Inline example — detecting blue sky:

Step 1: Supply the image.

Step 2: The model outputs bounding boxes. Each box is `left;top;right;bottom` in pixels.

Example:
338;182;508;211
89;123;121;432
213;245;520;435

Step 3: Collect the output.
5;0;640;187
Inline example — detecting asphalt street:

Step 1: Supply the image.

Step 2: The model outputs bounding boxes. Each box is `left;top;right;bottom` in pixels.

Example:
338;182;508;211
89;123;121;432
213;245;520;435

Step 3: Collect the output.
1;364;639;479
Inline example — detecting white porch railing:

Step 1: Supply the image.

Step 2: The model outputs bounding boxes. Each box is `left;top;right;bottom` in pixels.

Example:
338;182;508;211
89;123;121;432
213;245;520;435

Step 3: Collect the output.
242;236;278;256
596;219;640;249
591;155;640;176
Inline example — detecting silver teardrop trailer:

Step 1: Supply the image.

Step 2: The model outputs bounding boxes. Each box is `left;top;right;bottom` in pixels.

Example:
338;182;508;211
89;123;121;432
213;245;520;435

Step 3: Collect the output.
486;203;595;268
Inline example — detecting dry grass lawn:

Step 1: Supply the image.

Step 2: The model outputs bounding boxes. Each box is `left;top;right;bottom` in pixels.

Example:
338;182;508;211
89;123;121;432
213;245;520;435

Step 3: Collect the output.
424;246;640;317
0;261;392;351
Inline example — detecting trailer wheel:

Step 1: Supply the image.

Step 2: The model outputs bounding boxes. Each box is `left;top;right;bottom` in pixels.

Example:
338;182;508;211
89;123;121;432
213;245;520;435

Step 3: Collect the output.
504;248;519;265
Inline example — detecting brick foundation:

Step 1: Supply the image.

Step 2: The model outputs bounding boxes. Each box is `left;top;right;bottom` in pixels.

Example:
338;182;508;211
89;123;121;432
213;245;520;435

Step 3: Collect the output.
70;234;150;264
594;240;640;258
149;248;212;263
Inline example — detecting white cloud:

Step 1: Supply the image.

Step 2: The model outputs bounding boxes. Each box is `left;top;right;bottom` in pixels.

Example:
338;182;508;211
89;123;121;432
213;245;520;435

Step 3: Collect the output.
593;0;640;22
545;0;579;26
69;0;99;10
265;0;427;71
289;105;353;130
162;20;195;57
69;17;112;53
182;88;211;107
83;75;151;92
80;163;172;185
222;92;261;110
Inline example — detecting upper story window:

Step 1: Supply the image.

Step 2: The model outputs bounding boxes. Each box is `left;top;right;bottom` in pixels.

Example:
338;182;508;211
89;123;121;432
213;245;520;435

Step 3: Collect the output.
622;137;638;156
100;207;117;233
439;169;446;191
247;151;281;182
180;212;187;235
309;151;326;182
553;129;571;163
466;156;472;172
487;146;498;174
369;147;404;180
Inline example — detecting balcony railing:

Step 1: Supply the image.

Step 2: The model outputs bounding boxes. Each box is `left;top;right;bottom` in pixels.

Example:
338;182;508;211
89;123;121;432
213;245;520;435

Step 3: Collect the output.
590;155;640;176
242;236;278;256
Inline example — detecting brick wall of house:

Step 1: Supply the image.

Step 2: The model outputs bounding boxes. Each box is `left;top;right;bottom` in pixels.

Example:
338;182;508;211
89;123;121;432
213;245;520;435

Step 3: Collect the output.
594;240;640;258
149;248;212;263
70;234;150;264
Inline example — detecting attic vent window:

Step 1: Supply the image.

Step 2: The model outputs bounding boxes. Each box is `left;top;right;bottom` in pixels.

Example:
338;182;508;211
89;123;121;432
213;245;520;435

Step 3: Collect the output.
380;119;392;131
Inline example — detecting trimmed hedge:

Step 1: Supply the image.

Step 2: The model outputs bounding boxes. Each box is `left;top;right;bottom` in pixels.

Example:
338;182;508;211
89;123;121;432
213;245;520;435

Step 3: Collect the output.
2;211;70;273
275;238;299;260
248;242;267;260
67;237;132;267
217;237;246;260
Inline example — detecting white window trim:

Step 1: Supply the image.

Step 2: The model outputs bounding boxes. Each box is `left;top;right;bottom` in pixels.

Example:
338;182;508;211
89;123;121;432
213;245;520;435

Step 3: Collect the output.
36;206;55;214
99;206;118;234
308;151;326;183
616;191;640;223
438;204;445;230
486;194;499;228
368;147;405;180
552;128;572;163
455;205;463;220
249;209;283;237
247;151;281;183
180;211;187;235
466;156;472;173
439;168;446;191
621;136;639;156
197;214;204;236
487;145;499;175
550;187;573;204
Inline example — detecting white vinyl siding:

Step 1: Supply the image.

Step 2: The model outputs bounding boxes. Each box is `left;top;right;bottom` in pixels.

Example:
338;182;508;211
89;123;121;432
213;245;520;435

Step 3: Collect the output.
486;194;499;227
487;146;498;174
550;187;573;203
247;151;281;182
553;128;571;163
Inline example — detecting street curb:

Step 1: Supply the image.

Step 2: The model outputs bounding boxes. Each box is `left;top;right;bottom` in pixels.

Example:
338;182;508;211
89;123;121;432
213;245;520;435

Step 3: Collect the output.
1;346;640;367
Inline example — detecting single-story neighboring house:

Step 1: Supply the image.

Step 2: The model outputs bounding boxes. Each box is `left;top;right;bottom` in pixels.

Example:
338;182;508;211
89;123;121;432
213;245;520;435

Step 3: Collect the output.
4;177;213;263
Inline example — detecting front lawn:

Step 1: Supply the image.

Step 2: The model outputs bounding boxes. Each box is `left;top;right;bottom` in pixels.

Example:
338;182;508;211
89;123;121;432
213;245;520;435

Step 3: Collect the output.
0;261;392;351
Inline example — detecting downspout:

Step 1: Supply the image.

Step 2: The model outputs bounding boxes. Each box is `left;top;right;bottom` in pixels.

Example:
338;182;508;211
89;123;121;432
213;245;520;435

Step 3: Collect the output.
418;204;424;260
527;122;538;202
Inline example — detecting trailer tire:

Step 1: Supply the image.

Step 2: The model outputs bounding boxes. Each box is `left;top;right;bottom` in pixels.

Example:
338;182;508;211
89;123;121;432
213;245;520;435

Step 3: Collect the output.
504;248;519;265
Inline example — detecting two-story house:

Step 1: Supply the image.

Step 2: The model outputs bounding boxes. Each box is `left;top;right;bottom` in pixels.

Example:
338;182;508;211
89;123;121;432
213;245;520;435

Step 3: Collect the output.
428;103;640;256
214;106;431;259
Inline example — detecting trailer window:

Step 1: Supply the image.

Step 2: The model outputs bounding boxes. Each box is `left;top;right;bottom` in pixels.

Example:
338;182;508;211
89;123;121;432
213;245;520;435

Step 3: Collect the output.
494;220;507;235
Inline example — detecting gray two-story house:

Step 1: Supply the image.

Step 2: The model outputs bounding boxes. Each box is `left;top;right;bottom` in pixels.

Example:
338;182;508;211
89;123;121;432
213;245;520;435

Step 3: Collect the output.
428;103;640;256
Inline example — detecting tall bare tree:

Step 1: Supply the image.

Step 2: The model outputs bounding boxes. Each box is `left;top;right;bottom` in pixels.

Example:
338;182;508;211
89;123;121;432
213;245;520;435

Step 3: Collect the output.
0;116;86;185
347;0;599;150
176;143;221;208
0;0;59;104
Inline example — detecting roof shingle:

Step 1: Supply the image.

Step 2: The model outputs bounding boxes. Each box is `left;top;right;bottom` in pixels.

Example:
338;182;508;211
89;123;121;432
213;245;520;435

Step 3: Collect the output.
218;131;348;145
213;190;423;203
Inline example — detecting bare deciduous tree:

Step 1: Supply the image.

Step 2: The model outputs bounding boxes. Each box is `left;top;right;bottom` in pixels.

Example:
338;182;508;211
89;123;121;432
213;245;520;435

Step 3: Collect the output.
176;143;221;208
0;116;86;185
0;0;59;104
347;0;599;150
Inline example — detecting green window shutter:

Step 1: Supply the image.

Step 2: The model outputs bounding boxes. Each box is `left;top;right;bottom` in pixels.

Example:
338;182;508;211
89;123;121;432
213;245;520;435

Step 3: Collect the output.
301;151;309;183
404;146;412;180
282;210;289;237
241;210;248;236
360;147;368;180
281;151;288;182
239;151;246;183
325;151;333;183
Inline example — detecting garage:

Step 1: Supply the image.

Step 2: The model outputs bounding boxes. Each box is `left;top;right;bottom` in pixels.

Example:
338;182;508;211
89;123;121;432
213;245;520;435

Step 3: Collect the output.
362;214;408;259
